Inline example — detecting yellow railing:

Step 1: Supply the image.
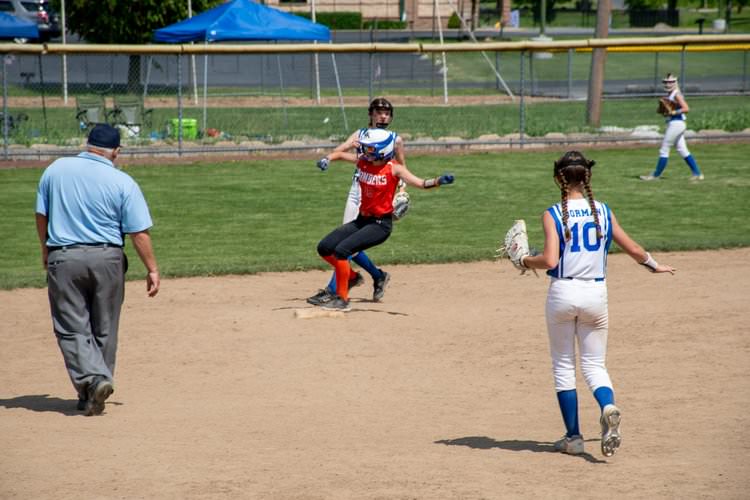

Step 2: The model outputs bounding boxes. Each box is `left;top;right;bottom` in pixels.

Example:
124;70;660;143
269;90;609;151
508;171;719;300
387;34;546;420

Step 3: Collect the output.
1;34;749;55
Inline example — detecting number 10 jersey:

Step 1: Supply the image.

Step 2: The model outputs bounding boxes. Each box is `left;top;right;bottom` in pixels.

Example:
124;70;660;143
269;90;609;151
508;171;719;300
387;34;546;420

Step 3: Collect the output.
546;198;613;281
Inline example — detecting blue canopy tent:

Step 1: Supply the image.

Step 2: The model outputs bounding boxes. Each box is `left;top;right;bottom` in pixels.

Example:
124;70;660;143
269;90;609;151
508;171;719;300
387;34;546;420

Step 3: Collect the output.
1;13;40;158
153;0;330;43
152;0;346;136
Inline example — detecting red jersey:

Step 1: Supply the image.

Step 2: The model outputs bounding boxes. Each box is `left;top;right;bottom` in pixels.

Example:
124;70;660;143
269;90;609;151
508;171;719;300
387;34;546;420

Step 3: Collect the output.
356;158;399;217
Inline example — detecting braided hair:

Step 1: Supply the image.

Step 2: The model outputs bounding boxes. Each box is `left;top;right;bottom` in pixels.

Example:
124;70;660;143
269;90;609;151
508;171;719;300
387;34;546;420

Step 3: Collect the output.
553;151;603;242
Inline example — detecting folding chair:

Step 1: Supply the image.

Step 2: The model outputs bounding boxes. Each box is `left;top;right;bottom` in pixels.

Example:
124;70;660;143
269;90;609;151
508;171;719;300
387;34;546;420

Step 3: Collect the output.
109;96;154;137
75;96;108;132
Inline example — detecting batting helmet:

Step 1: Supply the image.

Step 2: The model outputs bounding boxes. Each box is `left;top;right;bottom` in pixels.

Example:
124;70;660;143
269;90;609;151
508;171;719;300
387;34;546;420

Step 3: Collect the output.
368;97;394;129
358;128;396;162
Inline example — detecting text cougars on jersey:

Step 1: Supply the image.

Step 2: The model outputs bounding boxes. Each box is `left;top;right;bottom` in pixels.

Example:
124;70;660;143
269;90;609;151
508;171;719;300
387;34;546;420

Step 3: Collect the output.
358;170;388;185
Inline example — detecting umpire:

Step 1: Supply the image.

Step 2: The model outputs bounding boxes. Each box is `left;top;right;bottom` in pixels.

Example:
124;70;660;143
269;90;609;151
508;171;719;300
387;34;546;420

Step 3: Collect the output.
35;124;160;416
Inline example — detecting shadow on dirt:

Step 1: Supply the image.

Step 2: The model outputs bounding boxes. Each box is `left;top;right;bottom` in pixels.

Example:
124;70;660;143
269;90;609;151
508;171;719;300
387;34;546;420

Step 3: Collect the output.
0;394;81;416
435;436;607;463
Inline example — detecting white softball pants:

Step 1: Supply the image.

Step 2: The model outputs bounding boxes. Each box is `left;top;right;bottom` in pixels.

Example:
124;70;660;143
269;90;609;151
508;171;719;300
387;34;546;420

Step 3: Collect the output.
660;119;690;158
545;278;613;393
342;176;361;224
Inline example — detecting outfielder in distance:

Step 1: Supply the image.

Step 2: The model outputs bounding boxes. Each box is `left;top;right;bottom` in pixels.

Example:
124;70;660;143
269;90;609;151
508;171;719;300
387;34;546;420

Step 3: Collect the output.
314;127;455;312
308;97;409;306
640;73;704;181
508;151;675;457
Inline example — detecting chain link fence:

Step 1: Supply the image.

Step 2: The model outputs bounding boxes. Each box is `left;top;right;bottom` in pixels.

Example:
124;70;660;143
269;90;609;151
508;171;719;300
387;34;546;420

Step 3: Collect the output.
1;38;749;158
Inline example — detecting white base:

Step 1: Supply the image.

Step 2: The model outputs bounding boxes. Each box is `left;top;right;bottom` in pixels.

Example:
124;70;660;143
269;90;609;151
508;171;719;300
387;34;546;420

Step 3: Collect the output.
294;308;345;319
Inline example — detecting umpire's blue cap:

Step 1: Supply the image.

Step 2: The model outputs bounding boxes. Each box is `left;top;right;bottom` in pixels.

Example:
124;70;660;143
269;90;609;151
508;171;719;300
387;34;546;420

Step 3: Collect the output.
88;124;121;149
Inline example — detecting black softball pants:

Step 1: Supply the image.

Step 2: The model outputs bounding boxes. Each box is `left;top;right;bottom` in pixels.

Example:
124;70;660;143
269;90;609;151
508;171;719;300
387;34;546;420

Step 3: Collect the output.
318;214;393;260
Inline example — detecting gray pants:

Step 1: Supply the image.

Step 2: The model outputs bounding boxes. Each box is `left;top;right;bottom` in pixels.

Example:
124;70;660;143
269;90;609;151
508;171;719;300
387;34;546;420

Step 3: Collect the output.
46;246;125;398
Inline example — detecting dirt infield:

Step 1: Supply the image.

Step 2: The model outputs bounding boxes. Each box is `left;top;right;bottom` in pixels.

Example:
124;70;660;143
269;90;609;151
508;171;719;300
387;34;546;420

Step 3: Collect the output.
1;249;748;499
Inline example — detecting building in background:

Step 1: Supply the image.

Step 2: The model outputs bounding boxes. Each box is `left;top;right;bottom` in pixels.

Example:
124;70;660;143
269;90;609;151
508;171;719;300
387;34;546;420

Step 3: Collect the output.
266;0;476;30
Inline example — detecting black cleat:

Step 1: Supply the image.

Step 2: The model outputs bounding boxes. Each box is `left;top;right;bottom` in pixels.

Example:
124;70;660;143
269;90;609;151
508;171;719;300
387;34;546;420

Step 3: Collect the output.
321;295;351;312
372;271;390;301
307;288;335;306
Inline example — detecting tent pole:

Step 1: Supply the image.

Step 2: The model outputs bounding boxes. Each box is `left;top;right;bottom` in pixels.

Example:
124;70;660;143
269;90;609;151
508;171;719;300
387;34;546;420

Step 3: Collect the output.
330;51;348;133
61;0;68;105
3;55;8;160
177;54;183;156
143;56;152;100
442;0;514;99
188;0;198;105
434;0;448;104
203;42;208;136
38;54;48;140
277;54;289;135
311;0;321;104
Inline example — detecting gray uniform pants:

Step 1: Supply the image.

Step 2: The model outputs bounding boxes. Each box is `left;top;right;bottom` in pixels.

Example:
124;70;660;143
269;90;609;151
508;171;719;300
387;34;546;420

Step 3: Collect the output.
46;246;125;398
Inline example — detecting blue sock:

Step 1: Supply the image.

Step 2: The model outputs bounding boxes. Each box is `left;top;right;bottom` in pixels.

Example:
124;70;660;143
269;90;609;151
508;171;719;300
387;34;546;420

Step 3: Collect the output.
593;386;615;411
683;154;702;176
352;251;382;280
556;390;580;437
653;156;668;177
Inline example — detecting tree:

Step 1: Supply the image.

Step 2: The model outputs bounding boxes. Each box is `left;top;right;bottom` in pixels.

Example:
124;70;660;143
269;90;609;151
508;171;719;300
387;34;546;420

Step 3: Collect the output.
56;0;223;93
586;0;611;127
515;0;558;25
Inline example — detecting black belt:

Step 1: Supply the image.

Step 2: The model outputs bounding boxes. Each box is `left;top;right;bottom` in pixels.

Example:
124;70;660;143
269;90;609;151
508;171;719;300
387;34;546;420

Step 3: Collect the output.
47;243;123;252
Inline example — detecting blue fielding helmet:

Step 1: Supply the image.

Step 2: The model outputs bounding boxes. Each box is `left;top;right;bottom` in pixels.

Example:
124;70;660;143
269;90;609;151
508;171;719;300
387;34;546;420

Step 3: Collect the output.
358;128;396;162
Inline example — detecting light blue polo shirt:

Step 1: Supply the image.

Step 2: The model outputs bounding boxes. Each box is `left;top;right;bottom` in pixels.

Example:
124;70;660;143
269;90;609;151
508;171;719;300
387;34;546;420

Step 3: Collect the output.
35;152;153;247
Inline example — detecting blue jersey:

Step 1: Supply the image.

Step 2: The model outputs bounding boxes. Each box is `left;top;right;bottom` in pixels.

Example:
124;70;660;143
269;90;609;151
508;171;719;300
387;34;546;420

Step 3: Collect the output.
36;152;153;247
546;199;613;280
666;89;686;122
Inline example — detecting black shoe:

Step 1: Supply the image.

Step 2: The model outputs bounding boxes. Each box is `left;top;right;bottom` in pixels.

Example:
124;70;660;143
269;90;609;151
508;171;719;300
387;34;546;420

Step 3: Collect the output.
348;272;364;289
321;295;351;312
307;288;334;306
76;396;88;411
373;271;390;301
85;378;114;416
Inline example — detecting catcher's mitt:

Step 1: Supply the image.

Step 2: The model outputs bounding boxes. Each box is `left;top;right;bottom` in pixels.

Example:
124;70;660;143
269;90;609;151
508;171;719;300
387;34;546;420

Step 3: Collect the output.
657;97;675;117
496;219;534;275
392;191;410;220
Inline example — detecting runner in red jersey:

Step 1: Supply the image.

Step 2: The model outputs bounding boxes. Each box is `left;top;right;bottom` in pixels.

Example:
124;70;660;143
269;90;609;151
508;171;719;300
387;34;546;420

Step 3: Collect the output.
316;128;455;311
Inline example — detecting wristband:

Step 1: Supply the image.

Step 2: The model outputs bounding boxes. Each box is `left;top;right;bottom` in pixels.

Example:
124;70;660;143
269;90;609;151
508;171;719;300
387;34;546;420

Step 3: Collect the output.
641;252;658;272
423;177;439;189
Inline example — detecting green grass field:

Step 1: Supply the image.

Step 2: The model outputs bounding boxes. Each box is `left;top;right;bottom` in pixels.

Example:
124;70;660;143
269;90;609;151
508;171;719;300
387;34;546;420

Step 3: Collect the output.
2;143;749;290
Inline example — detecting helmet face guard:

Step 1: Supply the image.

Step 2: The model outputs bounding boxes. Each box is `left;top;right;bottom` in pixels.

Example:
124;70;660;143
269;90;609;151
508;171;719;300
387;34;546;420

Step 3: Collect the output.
358;128;395;162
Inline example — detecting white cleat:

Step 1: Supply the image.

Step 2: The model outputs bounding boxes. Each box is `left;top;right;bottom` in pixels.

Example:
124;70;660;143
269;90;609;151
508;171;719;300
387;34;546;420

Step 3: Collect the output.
600;404;622;457
689;174;705;181
639;175;659;181
554;434;584;455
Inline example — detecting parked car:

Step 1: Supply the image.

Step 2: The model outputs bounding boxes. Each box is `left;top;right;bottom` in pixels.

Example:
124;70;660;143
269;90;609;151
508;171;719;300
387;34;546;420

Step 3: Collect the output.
0;0;61;42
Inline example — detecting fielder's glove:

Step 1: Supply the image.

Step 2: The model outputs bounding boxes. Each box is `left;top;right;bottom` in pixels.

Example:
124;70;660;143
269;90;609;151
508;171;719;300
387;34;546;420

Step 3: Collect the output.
392;191;410;220
496;219;537;276
316;157;330;171
657;97;676;117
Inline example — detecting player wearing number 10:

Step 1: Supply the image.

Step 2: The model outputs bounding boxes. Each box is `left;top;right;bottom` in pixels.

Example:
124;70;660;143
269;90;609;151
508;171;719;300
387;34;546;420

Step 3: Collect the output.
520;151;675;457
